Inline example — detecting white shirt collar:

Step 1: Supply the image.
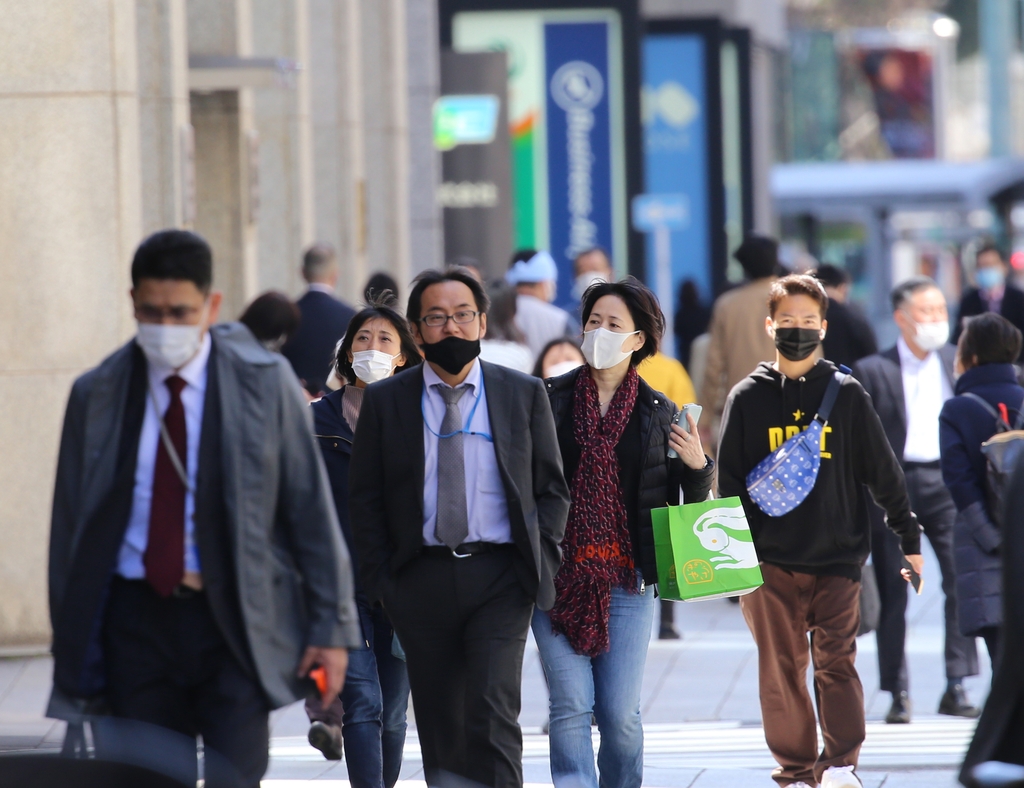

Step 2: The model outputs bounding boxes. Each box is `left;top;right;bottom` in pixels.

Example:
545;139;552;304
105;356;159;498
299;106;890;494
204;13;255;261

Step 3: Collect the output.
146;330;212;392
896;335;933;370
308;283;336;296
422;357;481;394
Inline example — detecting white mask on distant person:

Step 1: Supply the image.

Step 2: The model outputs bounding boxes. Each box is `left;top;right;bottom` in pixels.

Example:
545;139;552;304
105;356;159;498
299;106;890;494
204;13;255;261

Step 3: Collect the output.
545;359;584;378
136;310;207;370
351;349;398;384
581;327;640;370
572;272;608;301
911;319;949;352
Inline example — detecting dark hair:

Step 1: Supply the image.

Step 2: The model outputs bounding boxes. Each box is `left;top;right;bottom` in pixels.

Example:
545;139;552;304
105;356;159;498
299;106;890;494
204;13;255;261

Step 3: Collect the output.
580;276;664;365
485;281;526;343
573;246;611;271
812;264;850;290
532;338;585;378
679;279;702;310
890;275;940;312
509;249;537;267
302;243;337;281
406;267;491;324
131;229;213;293
976;241;1006;262
364;272;399;306
959;313;1022;368
768;274;829;317
334;298;423;385
733;234;779;280
239;291;301;347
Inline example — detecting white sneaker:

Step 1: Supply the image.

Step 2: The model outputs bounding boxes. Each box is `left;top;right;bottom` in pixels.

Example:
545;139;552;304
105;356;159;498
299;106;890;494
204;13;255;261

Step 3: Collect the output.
820;765;863;788
789;783;814;788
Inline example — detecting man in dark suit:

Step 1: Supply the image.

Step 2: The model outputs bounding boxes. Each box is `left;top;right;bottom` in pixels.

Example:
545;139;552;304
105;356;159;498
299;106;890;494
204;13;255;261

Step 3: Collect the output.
854;276;980;725
812;264;878;369
953;242;1024;359
349;267;570;788
48;230;362;787
282;243;357;395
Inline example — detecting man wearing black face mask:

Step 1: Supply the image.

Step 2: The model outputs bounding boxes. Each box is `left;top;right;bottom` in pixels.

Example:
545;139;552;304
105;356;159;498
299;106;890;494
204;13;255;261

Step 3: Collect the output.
349;267;570;788
717;274;923;788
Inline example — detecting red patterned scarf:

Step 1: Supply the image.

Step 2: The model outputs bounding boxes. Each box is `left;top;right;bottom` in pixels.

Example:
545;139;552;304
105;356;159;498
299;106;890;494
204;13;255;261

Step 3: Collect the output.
549;365;639;657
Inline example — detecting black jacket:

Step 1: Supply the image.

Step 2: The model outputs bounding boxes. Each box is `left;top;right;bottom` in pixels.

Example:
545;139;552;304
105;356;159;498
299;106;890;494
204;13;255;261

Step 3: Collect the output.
717;359;921;579
310;388;356;567
953;285;1024;359
852;343;956;464
545;367;715;584
282;289;356;394
821;300;877;370
349;362;570;610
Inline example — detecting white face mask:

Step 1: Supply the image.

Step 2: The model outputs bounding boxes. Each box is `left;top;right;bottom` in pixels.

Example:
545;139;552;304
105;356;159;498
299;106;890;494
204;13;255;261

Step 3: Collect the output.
911;318;949;352
581;327;641;370
137;315;206;370
572;271;608;301
351;349;398;384
545;359;584;378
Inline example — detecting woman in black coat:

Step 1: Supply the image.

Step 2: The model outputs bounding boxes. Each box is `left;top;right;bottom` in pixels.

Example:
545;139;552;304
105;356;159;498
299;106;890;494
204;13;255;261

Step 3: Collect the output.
305;297;422;788
939;313;1024;666
535;278;714;788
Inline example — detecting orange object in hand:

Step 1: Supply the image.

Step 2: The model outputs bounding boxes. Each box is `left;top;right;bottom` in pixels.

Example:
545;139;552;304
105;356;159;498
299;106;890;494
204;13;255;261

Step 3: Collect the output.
310;666;327;696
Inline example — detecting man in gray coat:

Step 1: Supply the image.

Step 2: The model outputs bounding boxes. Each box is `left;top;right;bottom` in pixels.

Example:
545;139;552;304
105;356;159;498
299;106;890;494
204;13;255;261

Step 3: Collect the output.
48;230;361;787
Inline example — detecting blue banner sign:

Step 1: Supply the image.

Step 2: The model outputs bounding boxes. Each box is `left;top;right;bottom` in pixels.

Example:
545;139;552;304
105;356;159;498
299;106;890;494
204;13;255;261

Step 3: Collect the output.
642;35;711;302
632;193;689;232
545;21;616;308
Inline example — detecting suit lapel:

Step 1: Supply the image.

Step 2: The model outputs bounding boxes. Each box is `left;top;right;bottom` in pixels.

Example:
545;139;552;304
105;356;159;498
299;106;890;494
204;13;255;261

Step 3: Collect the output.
481;362;512;473
395;368;426;519
881;345;908;433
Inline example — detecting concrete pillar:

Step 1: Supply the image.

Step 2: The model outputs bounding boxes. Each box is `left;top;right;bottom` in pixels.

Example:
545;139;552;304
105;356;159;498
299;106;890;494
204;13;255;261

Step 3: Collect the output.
0;0;143;644
981;0;1013;157
188;0;259;321
136;0;191;233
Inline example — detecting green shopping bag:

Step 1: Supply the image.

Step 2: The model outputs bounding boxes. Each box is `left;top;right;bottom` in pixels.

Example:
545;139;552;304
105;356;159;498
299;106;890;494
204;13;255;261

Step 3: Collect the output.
652;497;763;602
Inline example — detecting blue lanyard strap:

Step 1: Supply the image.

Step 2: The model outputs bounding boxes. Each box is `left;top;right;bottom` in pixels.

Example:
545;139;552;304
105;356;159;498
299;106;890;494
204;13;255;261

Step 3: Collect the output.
421;375;494;442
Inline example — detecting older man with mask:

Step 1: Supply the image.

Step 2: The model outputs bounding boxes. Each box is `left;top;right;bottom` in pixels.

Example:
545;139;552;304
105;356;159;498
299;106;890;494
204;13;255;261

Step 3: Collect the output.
507;249;580;360
853;277;980;725
48;230;360;787
952;242;1024;359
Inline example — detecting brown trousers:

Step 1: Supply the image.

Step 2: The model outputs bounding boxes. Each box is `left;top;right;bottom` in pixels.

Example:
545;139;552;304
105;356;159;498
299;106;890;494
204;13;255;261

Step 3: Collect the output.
740;563;864;786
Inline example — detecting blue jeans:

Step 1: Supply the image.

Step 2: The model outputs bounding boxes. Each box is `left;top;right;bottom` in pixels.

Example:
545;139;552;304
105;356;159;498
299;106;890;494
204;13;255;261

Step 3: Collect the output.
532;576;656;788
307;596;410;788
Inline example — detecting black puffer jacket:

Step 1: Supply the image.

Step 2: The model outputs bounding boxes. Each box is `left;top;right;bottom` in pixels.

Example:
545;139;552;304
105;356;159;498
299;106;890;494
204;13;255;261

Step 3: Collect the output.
545;366;715;584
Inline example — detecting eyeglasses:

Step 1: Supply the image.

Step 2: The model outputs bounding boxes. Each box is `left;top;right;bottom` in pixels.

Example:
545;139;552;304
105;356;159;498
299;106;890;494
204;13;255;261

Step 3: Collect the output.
418;310;480;328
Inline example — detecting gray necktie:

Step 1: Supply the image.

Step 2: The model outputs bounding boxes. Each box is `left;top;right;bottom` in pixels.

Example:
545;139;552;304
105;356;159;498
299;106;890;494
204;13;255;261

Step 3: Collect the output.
434;384;469;550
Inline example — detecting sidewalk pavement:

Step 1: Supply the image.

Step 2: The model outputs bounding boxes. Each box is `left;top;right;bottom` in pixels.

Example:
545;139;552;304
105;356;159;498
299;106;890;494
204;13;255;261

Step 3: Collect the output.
0;538;989;786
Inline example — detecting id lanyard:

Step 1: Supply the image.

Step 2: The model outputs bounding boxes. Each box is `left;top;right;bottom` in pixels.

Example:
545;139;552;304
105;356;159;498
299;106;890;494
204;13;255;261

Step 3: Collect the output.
421;375;494;442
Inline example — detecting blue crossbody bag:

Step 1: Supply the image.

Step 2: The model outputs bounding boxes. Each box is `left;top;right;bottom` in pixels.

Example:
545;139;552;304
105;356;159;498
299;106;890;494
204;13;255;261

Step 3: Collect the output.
745;366;850;517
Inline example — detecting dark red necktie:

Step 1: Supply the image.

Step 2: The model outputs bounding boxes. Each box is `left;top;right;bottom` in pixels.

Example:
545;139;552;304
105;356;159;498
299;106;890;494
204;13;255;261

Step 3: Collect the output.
144;375;187;596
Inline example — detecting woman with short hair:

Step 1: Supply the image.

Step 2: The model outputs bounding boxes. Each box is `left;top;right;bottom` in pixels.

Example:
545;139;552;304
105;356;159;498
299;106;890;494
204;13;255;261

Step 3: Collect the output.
537;277;714;788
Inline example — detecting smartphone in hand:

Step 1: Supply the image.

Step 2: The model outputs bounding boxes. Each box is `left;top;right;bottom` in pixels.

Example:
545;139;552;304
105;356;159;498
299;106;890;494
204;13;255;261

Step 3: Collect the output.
668;403;703;459
901;557;923;595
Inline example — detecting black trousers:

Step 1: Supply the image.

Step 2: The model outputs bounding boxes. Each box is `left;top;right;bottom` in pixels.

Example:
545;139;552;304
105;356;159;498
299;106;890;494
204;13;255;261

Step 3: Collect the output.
96;577;270;788
871;464;979;694
383;547;534;788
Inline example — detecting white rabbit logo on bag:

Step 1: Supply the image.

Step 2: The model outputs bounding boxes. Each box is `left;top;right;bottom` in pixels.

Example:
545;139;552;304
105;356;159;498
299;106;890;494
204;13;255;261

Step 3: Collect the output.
692;507;759;570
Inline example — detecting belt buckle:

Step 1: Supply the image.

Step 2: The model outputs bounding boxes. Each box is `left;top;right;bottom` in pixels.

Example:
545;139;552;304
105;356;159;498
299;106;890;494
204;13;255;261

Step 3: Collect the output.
450;546;474;559
171;584;197;599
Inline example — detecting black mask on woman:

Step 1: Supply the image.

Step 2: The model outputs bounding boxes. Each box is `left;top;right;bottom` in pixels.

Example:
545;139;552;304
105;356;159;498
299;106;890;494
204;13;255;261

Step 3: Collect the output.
773;327;822;362
421;336;481;375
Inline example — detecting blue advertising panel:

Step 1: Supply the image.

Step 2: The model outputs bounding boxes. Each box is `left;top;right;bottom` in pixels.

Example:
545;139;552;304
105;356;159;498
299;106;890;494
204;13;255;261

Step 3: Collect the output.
642;35;711;302
545;21;616;309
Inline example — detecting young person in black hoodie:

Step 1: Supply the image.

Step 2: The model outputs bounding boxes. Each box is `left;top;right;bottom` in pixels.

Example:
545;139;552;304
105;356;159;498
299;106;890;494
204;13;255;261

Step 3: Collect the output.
717;274;924;788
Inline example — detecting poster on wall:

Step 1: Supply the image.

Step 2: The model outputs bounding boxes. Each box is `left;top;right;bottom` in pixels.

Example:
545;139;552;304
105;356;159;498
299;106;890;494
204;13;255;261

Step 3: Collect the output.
451;9;629;309
854;47;935;159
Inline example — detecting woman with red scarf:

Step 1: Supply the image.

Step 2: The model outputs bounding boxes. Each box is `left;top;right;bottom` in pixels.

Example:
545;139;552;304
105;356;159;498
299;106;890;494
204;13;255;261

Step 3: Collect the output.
538;278;714;788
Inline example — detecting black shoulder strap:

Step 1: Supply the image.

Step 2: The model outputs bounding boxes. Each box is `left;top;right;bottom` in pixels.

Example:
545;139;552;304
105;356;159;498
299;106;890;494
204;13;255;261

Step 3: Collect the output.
963;392;1012;432
815;365;851;425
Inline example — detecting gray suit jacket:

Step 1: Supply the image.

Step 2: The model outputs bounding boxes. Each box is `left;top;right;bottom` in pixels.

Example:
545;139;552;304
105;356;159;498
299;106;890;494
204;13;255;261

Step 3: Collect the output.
349;361;570;611
48;323;361;720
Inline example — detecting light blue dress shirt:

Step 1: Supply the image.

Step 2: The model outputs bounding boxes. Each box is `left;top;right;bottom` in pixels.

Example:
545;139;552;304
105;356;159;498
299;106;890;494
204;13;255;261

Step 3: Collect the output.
116;332;210;577
421;360;512;546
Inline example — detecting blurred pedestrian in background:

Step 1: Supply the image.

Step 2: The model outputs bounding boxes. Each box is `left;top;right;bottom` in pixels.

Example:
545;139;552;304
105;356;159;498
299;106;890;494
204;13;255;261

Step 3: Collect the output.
282;243;357;396
572;246;614;302
364;272;400;306
48;230;360;788
718;274;923;788
533;338;586;380
953;243;1024;357
940;313;1024;671
349;267;569;788
507;249;580;360
479;281;534;374
699;235;779;450
305;298;421;785
239;291;301;353
811;265;878;369
539;278;713;788
673;280;711;369
854;277;980;724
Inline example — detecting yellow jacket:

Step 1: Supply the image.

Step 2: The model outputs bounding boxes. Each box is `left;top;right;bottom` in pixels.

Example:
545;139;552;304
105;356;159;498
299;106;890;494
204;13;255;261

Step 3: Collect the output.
638;352;697;408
